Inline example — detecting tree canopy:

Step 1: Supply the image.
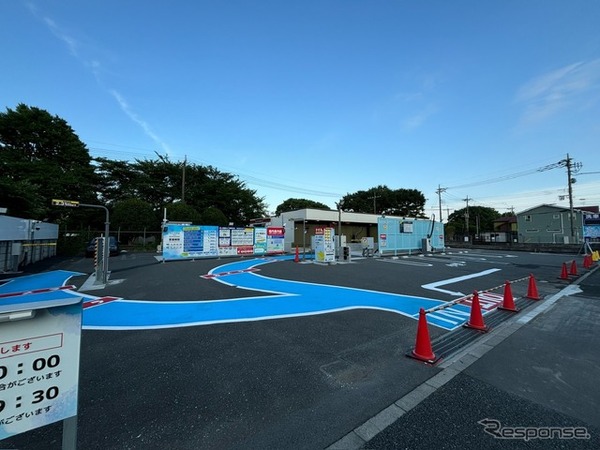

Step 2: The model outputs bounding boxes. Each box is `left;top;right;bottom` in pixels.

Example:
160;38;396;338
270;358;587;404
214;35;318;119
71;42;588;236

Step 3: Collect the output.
94;155;267;226
0;104;98;221
338;185;426;217
0;103;268;229
275;198;330;215
446;205;501;236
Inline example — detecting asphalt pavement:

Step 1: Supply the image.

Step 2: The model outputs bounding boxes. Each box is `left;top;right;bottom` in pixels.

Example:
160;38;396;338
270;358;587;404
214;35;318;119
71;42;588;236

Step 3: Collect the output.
1;249;599;449
331;261;600;449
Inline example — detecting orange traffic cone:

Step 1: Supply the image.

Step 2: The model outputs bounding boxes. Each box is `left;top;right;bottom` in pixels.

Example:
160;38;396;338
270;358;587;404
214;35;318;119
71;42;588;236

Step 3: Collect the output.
294;246;300;263
498;280;519;312
569;260;578;277
408;308;438;363
584;254;591;269
464;291;489;332
559;262;569;280
526;274;541;300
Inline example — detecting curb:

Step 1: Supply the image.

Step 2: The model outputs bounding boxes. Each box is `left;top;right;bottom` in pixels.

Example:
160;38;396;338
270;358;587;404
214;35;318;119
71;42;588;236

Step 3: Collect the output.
326;266;599;449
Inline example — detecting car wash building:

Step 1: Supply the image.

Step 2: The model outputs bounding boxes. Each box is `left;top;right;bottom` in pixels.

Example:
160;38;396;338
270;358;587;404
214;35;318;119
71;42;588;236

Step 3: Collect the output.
257;208;444;255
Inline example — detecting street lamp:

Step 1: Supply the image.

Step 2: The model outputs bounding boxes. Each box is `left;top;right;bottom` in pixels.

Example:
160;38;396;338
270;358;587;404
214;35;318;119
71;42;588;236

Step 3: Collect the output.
289;217;307;260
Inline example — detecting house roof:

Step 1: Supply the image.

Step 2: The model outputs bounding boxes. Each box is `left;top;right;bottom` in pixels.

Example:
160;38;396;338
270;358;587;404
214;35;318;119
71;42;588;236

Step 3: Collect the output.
493;216;516;224
516;204;599;216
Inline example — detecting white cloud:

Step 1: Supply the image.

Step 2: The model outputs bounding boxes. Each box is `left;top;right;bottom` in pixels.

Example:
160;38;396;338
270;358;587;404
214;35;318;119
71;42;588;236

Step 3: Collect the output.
515;59;600;126
28;4;172;155
402;104;439;131
109;90;172;155
43;17;79;57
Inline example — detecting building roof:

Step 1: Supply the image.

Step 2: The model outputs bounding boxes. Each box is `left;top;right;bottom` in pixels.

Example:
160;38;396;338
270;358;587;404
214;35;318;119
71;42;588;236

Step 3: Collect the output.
516;203;590;215
493;215;516;224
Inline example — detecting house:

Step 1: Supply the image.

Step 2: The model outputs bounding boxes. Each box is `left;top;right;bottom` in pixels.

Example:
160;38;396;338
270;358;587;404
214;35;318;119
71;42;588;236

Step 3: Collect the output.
516;204;584;244
477;215;518;243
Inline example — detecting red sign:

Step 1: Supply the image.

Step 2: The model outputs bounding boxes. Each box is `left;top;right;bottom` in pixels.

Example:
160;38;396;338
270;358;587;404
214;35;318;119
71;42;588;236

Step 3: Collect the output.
267;227;285;236
380;234;387;239
315;227;325;235
236;246;254;255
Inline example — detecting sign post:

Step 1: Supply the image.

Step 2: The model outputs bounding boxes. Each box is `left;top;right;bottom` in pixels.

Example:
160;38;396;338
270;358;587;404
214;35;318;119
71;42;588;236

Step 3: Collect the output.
52;199;110;284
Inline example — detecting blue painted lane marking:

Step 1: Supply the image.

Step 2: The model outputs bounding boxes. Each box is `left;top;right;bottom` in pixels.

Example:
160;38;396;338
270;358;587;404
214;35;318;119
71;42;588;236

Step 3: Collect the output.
2;258;500;332
83;257;453;330
0;270;84;293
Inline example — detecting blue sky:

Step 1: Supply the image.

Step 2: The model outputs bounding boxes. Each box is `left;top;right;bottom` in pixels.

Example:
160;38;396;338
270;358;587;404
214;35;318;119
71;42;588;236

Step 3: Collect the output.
2;1;600;219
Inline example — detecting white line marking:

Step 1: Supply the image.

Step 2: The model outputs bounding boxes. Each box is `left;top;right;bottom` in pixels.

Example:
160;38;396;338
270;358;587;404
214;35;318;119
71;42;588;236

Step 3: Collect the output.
421;268;501;296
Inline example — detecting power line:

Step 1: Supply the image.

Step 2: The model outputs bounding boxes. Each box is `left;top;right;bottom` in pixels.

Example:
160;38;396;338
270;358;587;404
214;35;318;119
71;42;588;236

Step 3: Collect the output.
443;159;569;190
88;145;343;198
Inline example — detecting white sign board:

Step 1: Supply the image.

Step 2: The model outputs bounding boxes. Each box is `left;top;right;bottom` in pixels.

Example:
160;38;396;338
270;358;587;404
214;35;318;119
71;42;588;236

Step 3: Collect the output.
314;227;335;263
0;295;82;440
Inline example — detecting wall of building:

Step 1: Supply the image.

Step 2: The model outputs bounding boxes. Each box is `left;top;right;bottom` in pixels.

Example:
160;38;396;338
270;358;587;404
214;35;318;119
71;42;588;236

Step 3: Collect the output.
517;206;584;244
0;216;58;272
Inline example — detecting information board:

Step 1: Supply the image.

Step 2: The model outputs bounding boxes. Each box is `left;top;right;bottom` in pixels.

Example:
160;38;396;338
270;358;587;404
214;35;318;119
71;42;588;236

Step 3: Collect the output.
162;225;280;260
266;227;285;254
217;227;256;256
314;227;335;263
0;296;82;440
162;225;219;260
254;228;267;255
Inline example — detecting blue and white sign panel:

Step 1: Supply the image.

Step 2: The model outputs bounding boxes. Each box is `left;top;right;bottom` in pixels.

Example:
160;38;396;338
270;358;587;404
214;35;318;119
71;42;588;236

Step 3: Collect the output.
162;225;220;260
0;294;82;440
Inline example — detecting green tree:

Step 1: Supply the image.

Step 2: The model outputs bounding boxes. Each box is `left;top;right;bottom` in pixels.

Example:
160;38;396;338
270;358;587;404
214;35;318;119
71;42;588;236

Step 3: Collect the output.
338;185;426;217
165;202;202;223
183;164;267;225
447;206;500;236
275;198;330;215
201;206;229;226
95;155;267;225
112;198;159;230
0;104;97;221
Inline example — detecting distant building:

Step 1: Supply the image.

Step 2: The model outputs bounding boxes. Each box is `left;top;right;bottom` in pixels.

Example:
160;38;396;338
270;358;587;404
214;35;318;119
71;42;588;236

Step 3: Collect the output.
254;208;443;253
477;215;517;243
516;204;585;244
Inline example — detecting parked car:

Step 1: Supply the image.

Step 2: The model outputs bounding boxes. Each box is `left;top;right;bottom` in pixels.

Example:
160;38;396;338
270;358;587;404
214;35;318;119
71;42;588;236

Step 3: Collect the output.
85;236;120;257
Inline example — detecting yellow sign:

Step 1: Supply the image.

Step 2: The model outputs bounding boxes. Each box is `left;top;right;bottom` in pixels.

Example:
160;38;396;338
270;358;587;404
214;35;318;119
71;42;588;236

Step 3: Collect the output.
52;199;80;207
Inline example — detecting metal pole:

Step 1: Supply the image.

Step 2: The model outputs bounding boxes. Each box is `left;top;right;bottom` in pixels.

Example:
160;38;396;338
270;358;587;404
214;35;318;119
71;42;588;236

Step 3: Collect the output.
338;206;342;259
463;196;470;241
62;415;77;450
103;208;110;284
80;204;110;284
302;218;306;260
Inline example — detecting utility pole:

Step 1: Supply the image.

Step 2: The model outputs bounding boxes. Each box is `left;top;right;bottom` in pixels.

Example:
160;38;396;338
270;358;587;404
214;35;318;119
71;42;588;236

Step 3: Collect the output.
436;185;446;222
367;191;380;214
463;196;470;241
565;154;574;239
181;155;187;202
562;153;582;241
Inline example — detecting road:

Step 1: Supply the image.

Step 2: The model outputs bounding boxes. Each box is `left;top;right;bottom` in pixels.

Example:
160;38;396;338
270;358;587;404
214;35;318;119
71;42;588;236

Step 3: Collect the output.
1;248;596;449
